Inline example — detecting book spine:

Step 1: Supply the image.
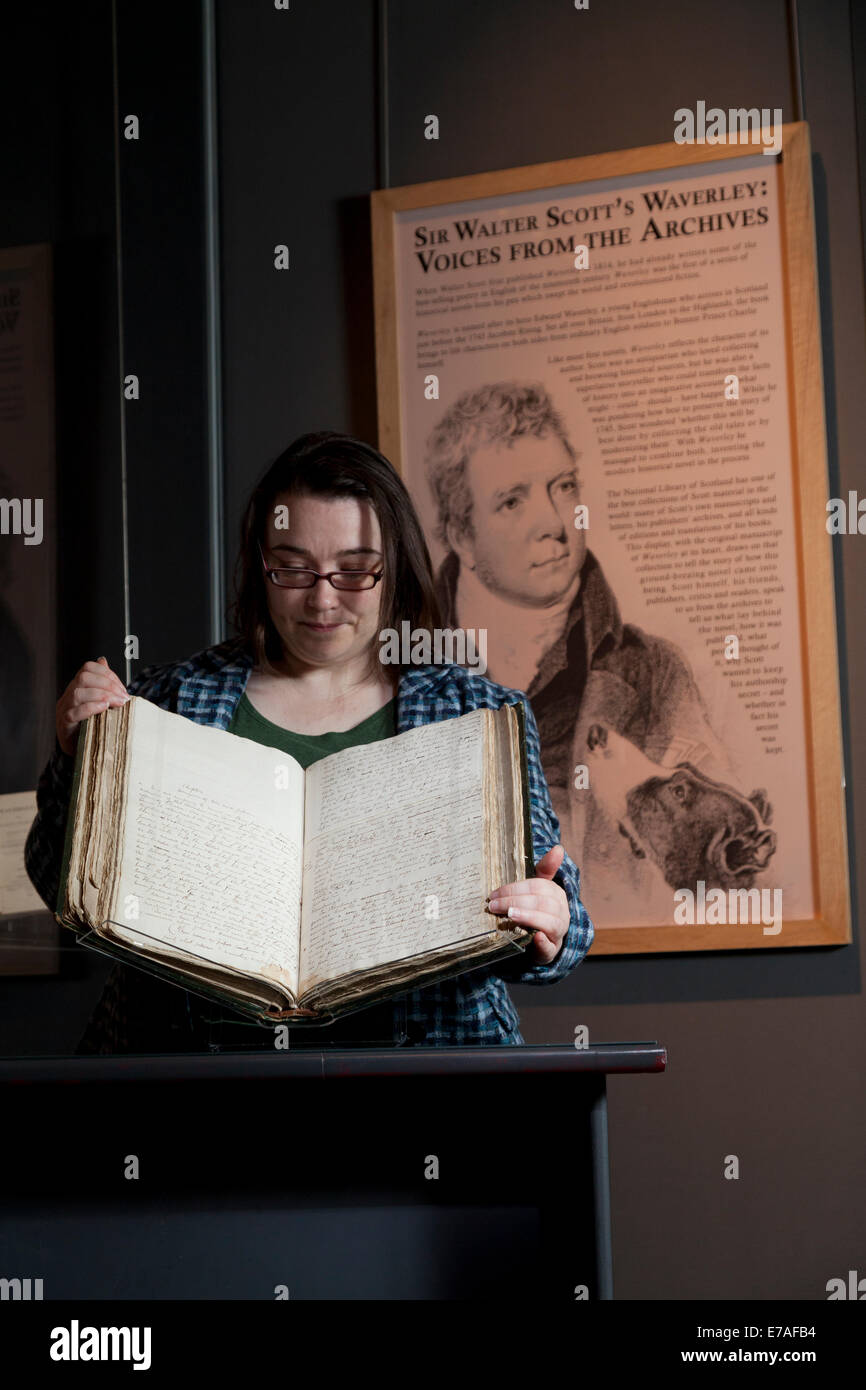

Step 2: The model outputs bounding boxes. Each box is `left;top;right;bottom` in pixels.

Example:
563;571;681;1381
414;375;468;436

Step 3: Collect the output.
54;715;90;927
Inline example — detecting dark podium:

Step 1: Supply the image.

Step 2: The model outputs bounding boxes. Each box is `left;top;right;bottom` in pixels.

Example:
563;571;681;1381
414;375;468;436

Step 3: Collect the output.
0;1042;665;1300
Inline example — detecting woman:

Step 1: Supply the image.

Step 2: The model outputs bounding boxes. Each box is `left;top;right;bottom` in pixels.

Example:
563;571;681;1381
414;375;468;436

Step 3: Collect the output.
25;431;593;1050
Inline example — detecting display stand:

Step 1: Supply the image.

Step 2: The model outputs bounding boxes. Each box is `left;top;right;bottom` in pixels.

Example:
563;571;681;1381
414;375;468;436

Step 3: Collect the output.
0;1043;666;1299
74;918;409;1047
62;906;528;1045
63;907;531;1049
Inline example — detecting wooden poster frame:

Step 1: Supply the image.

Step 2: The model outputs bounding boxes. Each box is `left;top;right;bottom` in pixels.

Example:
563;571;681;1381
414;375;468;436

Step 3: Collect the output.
370;124;851;954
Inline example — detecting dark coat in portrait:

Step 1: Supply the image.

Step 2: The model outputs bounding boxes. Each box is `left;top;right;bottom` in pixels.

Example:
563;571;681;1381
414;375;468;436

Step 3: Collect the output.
437;547;736;920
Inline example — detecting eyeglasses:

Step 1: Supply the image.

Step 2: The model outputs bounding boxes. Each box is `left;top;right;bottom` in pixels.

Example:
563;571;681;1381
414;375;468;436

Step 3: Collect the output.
258;541;384;591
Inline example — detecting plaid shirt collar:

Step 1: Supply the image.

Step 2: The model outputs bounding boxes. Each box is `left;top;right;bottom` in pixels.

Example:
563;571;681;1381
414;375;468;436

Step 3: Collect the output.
173;635;460;732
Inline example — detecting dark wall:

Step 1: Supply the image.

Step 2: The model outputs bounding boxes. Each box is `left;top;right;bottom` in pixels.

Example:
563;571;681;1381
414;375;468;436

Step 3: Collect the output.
217;0;380;582
0;4;120;727
0;5;124;1048
0;2;211;1052
115;2;210;670
0;1;210;697
215;0;866;1300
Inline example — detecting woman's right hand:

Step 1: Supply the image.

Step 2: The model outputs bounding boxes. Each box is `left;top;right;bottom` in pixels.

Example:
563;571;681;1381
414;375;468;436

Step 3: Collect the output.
56;656;130;757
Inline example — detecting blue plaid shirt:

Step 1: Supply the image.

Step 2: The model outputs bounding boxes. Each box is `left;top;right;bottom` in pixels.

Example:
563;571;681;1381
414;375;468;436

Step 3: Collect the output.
25;638;593;1045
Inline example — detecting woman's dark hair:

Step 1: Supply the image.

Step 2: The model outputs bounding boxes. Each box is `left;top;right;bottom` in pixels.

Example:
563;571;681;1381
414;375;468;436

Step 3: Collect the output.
229;431;444;677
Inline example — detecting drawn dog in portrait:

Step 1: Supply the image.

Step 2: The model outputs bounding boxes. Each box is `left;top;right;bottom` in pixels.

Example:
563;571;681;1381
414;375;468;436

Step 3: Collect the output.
581;722;777;898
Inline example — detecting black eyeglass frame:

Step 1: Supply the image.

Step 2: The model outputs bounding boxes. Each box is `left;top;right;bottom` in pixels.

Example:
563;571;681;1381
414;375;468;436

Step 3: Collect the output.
257;539;384;591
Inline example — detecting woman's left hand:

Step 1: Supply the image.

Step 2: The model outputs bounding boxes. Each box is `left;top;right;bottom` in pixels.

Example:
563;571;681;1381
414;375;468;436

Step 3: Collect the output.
486;845;570;964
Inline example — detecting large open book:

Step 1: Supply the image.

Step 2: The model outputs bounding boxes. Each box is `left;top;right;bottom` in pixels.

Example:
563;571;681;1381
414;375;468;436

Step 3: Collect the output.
56;697;535;1024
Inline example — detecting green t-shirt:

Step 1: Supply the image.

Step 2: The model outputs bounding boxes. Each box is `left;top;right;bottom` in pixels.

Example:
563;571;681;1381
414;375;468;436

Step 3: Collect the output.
227;689;397;768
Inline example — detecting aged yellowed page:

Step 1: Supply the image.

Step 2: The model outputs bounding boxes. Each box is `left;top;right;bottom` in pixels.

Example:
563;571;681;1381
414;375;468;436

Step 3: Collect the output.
298;707;493;995
107;698;304;999
82;709;122;925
